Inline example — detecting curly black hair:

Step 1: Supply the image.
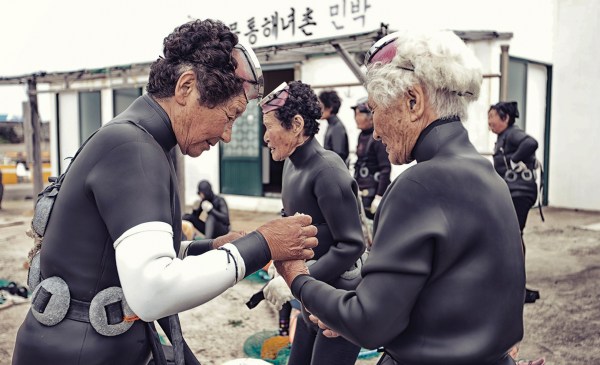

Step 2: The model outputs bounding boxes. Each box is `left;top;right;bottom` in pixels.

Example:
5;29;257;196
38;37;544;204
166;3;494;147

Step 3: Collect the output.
489;101;520;126
146;19;244;108
275;81;321;137
318;90;341;115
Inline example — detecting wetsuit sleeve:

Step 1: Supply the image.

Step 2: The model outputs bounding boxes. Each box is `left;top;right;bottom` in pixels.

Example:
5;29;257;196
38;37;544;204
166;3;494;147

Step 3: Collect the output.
184;239;214;256
86;140;172;241
307;168;365;283
231;231;272;276
115;222;247;321
508;129;538;163
210;196;230;226
181;232;270;277
291;178;445;349
374;141;391;196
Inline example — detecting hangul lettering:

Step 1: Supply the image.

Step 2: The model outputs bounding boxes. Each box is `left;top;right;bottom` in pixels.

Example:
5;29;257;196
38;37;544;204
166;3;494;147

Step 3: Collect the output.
351;0;371;26
281;7;296;36
299;7;317;36
330;0;346;17
244;17;259;44
229;22;241;36
330;0;347;30
262;11;279;38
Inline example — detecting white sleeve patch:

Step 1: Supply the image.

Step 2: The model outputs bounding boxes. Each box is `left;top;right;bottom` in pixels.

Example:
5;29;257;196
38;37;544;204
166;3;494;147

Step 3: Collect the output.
115;230;247;321
113;221;173;249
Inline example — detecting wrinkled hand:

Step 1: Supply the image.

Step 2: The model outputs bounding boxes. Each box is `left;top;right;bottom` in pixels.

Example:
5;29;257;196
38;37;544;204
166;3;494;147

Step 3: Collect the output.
263;276;294;310
274;259;309;287
510;160;528;173
369;195;382;215
308;314;340;338
257;214;317;261
212;230;246;249
201;200;214;213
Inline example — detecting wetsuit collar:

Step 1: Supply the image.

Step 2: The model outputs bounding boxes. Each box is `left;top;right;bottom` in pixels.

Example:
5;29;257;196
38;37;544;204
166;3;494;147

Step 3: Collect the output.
498;124;515;138
289;137;320;166
327;114;341;125
360;127;374;136
412;116;461;162
139;94;178;152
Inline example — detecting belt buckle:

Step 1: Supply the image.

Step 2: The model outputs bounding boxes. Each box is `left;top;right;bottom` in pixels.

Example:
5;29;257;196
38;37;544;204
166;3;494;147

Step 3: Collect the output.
31;277;70;326
89;287;137;336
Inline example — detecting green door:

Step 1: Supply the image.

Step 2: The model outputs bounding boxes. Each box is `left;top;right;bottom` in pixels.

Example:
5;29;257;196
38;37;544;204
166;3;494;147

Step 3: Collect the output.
220;99;263;196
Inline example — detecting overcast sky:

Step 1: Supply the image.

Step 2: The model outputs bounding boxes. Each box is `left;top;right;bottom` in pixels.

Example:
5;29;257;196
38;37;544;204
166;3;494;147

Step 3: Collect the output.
0;0;556;118
0;0;248;117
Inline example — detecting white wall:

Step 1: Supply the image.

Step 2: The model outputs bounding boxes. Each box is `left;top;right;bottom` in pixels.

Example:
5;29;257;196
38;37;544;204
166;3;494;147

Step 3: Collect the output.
56;92;80;174
101;89;113;125
549;0;600;211
301;56;365;164
12;0;600;211
184;149;221;205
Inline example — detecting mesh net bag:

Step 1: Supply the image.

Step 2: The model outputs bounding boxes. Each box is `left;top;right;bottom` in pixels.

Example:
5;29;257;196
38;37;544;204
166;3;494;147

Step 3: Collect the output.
243;330;291;365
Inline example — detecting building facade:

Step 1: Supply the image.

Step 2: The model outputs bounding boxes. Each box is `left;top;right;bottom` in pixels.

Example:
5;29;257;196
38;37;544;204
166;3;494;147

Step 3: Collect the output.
2;0;598;211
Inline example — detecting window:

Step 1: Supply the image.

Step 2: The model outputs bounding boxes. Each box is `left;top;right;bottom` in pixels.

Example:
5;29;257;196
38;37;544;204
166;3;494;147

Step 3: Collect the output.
508;58;527;129
113;88;142;116
79;91;102;143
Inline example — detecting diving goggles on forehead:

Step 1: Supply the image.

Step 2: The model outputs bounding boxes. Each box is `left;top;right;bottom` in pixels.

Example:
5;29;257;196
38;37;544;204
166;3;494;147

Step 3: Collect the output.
259;82;290;113
364;31;414;72
233;41;264;101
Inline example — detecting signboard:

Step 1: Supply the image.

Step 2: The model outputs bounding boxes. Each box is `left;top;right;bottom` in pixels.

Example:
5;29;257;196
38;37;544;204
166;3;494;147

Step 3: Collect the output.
218;1;376;47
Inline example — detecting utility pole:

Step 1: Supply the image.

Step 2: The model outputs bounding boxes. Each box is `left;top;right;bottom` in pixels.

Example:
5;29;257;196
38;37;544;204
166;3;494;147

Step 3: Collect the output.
500;44;510;101
26;77;44;201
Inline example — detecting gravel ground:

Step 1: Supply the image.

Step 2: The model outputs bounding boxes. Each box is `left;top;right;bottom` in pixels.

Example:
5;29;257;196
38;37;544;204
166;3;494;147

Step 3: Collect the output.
1;199;599;364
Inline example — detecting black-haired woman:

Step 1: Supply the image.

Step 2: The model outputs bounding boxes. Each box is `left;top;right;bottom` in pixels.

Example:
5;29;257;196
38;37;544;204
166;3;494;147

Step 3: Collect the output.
489;101;540;303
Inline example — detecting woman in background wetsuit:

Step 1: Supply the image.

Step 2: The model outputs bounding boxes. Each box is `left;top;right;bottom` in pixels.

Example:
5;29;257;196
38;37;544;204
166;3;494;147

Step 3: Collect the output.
489;101;541;304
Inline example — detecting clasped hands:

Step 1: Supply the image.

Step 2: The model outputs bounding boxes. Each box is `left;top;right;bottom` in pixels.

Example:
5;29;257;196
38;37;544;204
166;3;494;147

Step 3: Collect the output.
212;214;318;261
258;216;338;339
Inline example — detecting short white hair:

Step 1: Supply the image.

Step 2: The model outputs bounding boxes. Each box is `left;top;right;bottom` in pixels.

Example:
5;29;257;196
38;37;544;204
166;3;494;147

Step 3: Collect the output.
365;30;482;120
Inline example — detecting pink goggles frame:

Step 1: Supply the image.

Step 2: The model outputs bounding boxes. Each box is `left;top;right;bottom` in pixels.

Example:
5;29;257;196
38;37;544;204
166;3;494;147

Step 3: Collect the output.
259;82;290;113
364;32;414;72
233;41;264;101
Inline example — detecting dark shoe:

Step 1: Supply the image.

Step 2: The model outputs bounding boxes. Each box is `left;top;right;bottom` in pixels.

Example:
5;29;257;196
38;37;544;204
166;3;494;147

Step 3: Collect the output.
525;288;540;303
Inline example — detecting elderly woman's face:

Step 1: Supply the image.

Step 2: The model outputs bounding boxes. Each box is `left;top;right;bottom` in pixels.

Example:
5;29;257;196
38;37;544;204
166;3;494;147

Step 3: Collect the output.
488;109;508;135
369;96;422;165
354;110;373;131
173;90;247;157
263;112;303;161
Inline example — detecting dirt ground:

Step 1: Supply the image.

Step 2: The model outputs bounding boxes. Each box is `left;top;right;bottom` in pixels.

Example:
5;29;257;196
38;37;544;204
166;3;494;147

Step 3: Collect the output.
1;199;599;364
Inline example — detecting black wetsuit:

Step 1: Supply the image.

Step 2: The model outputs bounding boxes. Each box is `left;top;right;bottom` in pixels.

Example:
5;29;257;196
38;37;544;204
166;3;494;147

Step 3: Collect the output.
282;137;365;365
183;195;230;239
13;94;270;365
492;125;539;231
291;118;526;365
354;128;391;219
323;115;349;165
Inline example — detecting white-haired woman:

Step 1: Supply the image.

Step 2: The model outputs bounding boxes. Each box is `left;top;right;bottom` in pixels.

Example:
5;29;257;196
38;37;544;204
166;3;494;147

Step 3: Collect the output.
274;30;527;365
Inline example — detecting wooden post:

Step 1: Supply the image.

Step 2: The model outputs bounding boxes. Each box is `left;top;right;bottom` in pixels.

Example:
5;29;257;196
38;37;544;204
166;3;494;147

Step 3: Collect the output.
500;44;510;101
27;77;44;200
